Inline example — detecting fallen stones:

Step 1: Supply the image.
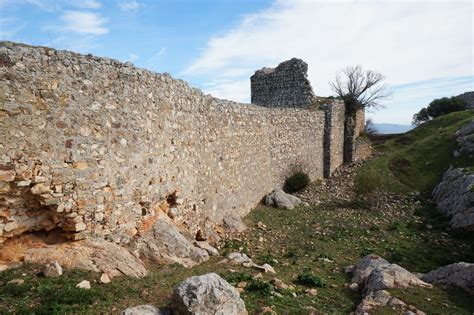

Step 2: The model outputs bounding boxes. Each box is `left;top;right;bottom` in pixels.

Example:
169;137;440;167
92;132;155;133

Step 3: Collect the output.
7;278;25;285
43;261;63;277
76;280;91;289
134;214;209;268
432;167;474;229
264;188;303;210
194;241;219;256
223;214;248;233
422;262;474;294
121;305;170;315
100;273;111;284
350;255;430;296
224;252;276;274
171;273;247;315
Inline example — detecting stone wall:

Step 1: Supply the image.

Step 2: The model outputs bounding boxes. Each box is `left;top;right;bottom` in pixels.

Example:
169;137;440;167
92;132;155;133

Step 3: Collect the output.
250;58;316;108
0;42;346;251
323;101;346;177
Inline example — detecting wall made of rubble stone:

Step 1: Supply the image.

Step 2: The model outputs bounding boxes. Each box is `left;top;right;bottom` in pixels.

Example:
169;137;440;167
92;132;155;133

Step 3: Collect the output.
0;42;341;245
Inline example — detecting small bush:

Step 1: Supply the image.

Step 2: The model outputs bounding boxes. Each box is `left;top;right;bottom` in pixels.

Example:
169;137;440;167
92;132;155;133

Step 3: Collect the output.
295;269;327;288
223;272;253;285
246;279;274;296
284;171;310;193
354;169;384;196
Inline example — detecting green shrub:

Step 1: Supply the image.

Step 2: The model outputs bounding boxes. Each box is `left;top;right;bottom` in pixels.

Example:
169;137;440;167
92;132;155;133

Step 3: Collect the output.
295;269;327;288
246;279;274;296
223;272;253;285
354;169;385;196
284;171;310;193
412;96;467;125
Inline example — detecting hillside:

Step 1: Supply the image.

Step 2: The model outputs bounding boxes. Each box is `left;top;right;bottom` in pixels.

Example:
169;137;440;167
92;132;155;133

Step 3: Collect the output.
360;110;474;195
1;112;473;313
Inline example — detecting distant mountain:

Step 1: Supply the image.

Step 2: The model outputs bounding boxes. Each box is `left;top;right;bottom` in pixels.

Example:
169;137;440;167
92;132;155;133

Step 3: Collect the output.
372;123;413;134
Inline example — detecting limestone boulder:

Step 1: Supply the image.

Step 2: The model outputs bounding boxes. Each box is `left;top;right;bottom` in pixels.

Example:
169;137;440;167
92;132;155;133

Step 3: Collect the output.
265;188;303;210
432;167;474;229
223;214;248;233
121;305;170;315
422;262;474;294
455;120;474;154
351;255;430;295
3;235;148;278
133;214;209;268
171;273;247;315
43;261;62;277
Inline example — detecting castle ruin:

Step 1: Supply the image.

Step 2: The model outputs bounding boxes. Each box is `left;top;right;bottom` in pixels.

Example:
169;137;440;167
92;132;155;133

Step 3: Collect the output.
0;42;368;275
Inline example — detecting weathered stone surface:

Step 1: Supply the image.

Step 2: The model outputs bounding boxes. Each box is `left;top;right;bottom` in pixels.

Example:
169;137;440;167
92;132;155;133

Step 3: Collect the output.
0;41;358;270
133;214;209;267
76;280;91;289
264;188;302;209
432;167;474;229
171;273;247;315
422;262;474;294
455;120;474;154
121;305;170;315
223;215;248;233
351;255;430;295
1;235;147;278
43;261;63;277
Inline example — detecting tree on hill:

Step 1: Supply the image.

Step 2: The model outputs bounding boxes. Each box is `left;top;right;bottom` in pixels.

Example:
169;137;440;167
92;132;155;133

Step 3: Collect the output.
330;65;390;162
412;96;467;126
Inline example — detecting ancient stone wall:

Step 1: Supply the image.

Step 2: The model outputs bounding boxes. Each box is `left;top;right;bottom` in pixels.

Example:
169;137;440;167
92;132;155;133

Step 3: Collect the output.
250;58;316;108
0;42;344;249
323;101;345;177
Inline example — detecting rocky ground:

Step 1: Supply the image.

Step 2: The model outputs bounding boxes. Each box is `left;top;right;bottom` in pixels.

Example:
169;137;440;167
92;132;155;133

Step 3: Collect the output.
1;157;473;314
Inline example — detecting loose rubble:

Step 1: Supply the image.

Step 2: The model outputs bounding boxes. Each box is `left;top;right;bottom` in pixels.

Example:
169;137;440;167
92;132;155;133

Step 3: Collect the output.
264;188;304;210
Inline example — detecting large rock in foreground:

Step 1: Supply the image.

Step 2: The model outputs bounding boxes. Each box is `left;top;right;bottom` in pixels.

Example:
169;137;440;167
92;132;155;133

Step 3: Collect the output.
455;120;474;154
422;262;474;294
171;273;247;315
432;167;474;229
351;254;430;295
265;188;303;210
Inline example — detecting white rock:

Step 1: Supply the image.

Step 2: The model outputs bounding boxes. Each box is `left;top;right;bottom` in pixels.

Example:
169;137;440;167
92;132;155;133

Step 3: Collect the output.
265;188;302;210
171;273;247;315
76;280;91;289
100;273;111;284
43;261;63;277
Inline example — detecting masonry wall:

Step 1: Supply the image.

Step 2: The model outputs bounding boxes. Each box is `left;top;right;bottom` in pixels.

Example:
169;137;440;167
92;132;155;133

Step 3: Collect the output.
250;58;316;108
323;101;346;177
0;42;343;245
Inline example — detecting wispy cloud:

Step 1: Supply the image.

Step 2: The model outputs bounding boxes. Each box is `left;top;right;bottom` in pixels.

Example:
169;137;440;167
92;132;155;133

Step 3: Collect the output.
60;10;108;35
118;0;143;11
184;0;472;123
72;0;101;9
0;17;25;39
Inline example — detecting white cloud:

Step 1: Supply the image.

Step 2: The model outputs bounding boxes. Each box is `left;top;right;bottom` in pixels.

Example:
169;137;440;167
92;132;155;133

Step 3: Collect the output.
118;0;143;11
184;0;473;123
72;0;102;9
60;11;108;35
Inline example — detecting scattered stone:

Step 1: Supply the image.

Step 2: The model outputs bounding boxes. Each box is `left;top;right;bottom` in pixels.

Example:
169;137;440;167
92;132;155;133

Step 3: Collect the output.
227;252;253;265
43;261;63;277
305;288;318;296
121;305;170;315
422;262;474;294
194;241;219;256
76;280;91;289
171;273;247;315
100;273;111;284
271;278;288;290
265;189;303;210
237;281;247;288
254;263;276;274
455;120;474;153
7;278;24;285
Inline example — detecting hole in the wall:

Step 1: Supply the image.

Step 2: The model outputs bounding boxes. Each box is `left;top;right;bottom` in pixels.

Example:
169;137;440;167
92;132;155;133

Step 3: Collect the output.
195;229;206;241
166;192;178;207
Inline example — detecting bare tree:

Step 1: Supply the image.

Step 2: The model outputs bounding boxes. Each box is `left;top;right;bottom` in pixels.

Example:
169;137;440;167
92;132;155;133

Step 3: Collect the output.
329;66;389;162
330;65;390;114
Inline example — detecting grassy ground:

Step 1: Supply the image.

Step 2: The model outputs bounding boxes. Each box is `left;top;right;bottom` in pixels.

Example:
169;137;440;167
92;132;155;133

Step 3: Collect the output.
1;111;473;314
358;110;474;195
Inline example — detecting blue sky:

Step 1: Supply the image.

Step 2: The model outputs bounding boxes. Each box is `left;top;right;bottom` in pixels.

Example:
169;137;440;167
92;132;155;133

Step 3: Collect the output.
1;0;473;124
